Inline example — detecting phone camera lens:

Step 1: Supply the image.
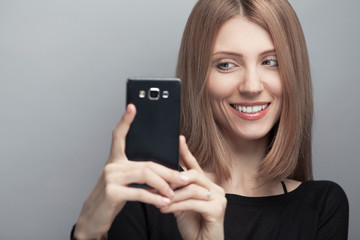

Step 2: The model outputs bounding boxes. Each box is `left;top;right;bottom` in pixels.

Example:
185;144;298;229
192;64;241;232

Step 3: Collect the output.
148;87;160;100
150;90;158;98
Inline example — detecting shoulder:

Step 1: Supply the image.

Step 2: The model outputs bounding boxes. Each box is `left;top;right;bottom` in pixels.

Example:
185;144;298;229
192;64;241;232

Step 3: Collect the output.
301;180;349;221
282;180;347;205
283;179;346;196
302;180;347;200
301;181;349;238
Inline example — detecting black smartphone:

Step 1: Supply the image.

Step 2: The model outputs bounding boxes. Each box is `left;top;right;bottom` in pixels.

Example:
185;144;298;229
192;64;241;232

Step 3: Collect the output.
125;78;181;170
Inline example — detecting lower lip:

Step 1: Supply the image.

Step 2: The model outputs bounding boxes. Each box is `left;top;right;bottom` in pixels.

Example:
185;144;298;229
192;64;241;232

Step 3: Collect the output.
231;105;270;120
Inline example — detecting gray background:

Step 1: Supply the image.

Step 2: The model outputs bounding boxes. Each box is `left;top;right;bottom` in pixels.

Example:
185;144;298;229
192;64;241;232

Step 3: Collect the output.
0;0;359;239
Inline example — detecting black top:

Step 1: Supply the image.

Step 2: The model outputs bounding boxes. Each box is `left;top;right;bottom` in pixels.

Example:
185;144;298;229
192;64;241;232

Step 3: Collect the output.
71;181;349;239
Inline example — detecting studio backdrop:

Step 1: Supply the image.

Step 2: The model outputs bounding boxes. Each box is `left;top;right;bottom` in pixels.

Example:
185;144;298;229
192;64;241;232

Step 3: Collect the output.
0;0;359;239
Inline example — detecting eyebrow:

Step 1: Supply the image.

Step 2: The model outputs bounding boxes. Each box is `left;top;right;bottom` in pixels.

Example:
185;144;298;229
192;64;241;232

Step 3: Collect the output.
212;49;277;57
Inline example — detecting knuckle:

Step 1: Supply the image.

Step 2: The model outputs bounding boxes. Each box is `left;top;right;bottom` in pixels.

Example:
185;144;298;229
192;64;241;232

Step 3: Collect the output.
221;197;227;207
159;181;170;192
171;171;181;181
188;184;198;194
104;164;113;174
212;198;227;218
141;167;151;177
213;184;225;195
104;162;122;175
134;189;145;200
145;161;155;170
218;194;227;210
104;183;116;199
104;163;125;183
217;186;226;196
187;169;198;176
213;205;224;218
104;172;114;186
223;197;228;207
103;165;114;181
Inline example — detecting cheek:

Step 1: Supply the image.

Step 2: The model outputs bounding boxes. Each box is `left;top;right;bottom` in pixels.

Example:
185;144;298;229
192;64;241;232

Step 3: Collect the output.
271;81;282;100
265;75;283;119
207;70;238;100
261;72;283;98
274;77;283;97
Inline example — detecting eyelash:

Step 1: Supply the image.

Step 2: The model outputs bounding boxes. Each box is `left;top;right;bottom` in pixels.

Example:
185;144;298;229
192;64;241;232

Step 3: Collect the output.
215;60;237;72
262;58;278;68
214;57;279;72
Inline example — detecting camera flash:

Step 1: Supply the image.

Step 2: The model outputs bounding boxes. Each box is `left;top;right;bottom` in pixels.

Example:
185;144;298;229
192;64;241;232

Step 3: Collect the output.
162;91;169;99
139;90;146;98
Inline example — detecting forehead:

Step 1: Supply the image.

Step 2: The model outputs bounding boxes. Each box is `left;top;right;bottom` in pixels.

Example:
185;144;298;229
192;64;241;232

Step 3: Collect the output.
213;15;275;55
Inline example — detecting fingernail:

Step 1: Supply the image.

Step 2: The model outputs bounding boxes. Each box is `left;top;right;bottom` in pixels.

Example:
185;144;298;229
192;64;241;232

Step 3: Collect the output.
168;189;175;197
180;173;189;182
162;197;171;204
126;104;132;113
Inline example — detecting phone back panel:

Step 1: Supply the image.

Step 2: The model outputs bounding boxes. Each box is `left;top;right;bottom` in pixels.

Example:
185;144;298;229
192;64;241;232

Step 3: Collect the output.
125;78;181;170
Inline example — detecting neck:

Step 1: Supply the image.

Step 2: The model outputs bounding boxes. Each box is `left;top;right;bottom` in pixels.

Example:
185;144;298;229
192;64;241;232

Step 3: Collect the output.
217;132;281;197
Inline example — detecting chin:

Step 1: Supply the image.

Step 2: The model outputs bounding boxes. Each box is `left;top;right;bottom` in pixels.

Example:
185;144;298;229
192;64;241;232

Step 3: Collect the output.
235;125;273;141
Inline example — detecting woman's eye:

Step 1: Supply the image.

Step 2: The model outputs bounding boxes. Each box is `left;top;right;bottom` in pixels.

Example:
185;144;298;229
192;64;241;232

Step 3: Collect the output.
216;62;235;71
262;59;278;68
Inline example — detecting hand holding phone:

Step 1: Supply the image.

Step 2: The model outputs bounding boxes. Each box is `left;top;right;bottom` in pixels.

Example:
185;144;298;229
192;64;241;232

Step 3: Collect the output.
74;102;189;239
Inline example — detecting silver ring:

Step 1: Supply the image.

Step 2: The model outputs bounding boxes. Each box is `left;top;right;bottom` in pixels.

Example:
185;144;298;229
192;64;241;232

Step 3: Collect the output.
206;191;212;200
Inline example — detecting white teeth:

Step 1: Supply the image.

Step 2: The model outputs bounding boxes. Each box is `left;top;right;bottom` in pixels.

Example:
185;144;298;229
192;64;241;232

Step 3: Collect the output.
234;104;269;113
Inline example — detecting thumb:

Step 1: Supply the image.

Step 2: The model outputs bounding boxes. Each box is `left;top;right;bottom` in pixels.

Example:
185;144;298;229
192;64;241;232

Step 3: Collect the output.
179;135;203;172
109;104;137;161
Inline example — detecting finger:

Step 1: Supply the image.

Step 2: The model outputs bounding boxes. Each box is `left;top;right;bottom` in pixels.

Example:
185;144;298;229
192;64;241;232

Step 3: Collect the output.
178;169;214;190
169;169;213;193
110;104;136;160
120;167;175;198
138;161;190;189
108;161;189;197
111;185;172;208
179;135;203;172
160;199;224;221
171;184;211;203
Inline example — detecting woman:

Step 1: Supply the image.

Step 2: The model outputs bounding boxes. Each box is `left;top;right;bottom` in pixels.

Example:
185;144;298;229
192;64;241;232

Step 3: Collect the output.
72;0;349;239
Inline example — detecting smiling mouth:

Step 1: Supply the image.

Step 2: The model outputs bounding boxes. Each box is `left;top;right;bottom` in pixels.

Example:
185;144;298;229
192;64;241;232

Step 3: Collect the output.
230;103;270;114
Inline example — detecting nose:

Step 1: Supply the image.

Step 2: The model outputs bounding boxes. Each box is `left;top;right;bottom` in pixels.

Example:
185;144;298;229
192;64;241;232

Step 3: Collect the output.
238;67;264;96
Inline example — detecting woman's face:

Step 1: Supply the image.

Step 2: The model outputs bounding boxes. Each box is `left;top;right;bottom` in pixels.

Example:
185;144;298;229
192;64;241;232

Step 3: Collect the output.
207;16;282;142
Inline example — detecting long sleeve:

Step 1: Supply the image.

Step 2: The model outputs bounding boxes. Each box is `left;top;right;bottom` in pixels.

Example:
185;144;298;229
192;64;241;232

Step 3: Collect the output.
107;201;150;240
108;201;181;240
316;181;349;240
